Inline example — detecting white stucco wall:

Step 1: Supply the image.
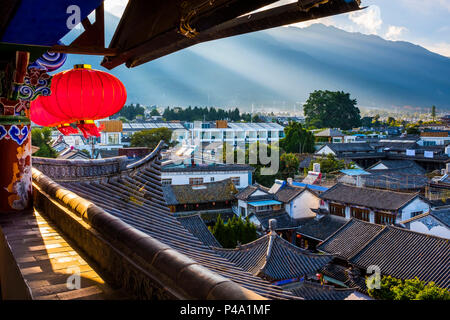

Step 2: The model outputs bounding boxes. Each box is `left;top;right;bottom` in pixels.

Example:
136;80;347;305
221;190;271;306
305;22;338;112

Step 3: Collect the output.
316;145;335;156
161;171;251;188
370;163;388;170
237;199;248;217
398;197;430;222
288;191;319;219
408;221;450;239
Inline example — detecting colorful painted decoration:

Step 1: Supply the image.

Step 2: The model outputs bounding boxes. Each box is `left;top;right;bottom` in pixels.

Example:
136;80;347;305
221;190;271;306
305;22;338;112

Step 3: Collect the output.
8;124;29;145
29;44;67;72
31;64;127;138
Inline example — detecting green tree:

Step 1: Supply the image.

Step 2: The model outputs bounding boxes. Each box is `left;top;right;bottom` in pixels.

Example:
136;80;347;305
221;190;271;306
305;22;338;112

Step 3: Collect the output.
361;116;373;127
130;127;172;149
280;121;315;153
150;108;160;117
303;90;361;130
406;125;420;135
372;114;381;127
210;215;258;248
280;153;300;179
309;154;351;174
31;127;57;158
368;275;450;300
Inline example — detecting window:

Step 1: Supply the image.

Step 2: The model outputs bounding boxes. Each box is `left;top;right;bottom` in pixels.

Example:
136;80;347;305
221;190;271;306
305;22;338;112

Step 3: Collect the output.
351;207;370;222
375;211;395;225
108;133;119;145
410;211;423;218
210;177;215;182
162;179;172;186
189;177;204;185
330;203;346;217
231;177;240;186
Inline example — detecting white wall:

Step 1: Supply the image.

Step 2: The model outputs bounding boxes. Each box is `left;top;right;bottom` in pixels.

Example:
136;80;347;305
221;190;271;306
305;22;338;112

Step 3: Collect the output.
370;163;388;170
288;190;319;219
408;221;450;239
398;197;430;222
237;199;248;217
316;145;335;156
161;171;250;188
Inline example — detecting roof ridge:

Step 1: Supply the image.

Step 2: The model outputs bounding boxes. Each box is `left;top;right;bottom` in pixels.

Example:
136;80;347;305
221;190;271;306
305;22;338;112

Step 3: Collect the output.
257;231;276;277
125;140;166;171
212;233;270;252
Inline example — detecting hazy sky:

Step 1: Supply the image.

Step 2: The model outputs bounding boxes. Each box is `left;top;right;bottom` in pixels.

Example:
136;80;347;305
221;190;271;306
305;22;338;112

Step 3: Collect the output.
103;0;450;57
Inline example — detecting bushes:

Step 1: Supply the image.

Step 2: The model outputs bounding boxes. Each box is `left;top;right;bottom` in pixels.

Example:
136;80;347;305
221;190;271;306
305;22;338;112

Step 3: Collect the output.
209;215;258;248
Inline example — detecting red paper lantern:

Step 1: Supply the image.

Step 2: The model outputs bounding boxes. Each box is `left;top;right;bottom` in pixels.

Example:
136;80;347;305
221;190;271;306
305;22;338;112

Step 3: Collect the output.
31;64;126;137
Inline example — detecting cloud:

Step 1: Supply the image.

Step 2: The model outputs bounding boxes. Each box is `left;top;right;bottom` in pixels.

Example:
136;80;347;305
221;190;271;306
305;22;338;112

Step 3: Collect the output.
104;0;129;18
385;25;408;41
348;5;382;35
422;42;450;57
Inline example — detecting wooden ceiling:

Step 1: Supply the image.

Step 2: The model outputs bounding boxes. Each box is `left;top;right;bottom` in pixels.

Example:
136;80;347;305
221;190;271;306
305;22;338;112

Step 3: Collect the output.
101;0;362;69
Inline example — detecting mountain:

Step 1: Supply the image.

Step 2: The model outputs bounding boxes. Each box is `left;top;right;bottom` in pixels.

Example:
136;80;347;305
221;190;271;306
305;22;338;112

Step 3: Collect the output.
61;13;450;111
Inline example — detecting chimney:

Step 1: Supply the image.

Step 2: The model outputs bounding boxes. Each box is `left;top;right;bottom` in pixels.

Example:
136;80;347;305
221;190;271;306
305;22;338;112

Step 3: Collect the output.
287;177;293;185
268;219;277;233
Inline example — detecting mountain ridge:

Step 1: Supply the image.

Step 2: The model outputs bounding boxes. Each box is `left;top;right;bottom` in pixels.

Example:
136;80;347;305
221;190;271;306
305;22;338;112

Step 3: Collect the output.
60;14;450;111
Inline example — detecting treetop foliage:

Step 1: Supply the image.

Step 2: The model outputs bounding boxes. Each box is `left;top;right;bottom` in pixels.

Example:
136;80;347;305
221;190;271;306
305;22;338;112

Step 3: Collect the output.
367;275;450;300
303;90;361;130
130;127;173;150
210;215;258;248
31;127;57;158
280;121;315;154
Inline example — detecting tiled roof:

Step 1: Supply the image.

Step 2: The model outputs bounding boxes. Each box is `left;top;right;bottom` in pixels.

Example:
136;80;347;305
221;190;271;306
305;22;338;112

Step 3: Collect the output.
162;179;238;206
352;226;450;288
274;185;305;203
361;171;428;191
252;210;303;230
319;263;367;292
370;141;418;151
318;219;385;260
315;128;345;137
235;184;272;201
286;281;357;300
57;142;294;299
318;219;450;288
430;209;450;228
319;183;420;211
296;215;348;241
324;143;374;153
368;160;425;174
177;214;221;248
212;232;333;282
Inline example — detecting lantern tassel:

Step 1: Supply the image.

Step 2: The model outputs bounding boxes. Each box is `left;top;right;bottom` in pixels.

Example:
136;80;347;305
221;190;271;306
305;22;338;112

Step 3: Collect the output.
57;124;79;135
77;120;101;138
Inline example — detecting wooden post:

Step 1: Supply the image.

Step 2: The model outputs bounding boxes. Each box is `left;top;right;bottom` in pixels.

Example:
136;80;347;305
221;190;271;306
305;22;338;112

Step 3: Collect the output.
0;115;32;213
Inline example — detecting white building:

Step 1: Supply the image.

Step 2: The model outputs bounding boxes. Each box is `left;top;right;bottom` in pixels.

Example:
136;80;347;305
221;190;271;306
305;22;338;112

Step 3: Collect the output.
400;208;450;239
235;179;327;220
187;121;285;146
161;162;254;189
318;183;430;225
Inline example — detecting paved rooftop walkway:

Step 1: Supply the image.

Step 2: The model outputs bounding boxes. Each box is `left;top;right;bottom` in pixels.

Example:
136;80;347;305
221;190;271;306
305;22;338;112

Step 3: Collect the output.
0;209;128;300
